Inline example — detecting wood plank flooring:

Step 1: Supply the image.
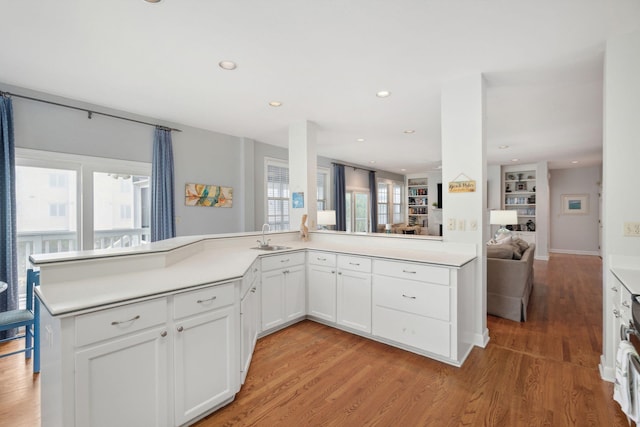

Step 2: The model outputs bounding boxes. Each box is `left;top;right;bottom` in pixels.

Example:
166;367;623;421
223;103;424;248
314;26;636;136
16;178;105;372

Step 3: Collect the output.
0;254;628;426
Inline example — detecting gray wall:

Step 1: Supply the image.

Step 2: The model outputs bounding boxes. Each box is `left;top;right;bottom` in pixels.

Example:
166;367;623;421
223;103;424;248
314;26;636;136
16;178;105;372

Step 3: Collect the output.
549;165;601;254
2;82;246;237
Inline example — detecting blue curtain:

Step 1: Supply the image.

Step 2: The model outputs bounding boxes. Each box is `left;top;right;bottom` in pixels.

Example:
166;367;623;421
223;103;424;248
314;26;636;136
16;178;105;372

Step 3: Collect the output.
151;127;176;242
333;164;346;231
369;171;377;233
0;95;17;339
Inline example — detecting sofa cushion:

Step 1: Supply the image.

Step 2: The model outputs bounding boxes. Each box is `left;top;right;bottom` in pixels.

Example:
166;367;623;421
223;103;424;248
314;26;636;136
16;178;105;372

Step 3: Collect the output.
487;244;514;259
512;237;530;252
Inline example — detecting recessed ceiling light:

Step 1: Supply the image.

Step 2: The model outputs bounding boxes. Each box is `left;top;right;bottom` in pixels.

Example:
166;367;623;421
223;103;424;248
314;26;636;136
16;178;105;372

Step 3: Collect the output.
218;60;237;70
511;158;519;162
403;130;415;134
571;160;579;164
370;160;376;164
436;165;442;169
144;0;161;3
268;101;282;107
356;138;365;142
400;168;406;172
498;145;509;149
376;90;391;98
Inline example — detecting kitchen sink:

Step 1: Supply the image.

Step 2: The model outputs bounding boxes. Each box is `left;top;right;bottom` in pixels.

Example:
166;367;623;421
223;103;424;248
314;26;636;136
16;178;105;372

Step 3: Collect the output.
251;245;291;251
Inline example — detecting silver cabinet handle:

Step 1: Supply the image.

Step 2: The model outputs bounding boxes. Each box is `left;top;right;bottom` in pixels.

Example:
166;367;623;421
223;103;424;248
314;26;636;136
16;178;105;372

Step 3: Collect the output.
251;287;257;293
283;270;290;274
280;259;290;263
612;286;619;292
197;296;217;304
160;331;167;337
338;272;343;275
177;326;184;332
331;270;335;274
317;257;327;261
349;262;360;266
403;270;417;274
402;294;417;299
623;301;631;308
253;268;258;273
111;315;140;326
613;309;621;318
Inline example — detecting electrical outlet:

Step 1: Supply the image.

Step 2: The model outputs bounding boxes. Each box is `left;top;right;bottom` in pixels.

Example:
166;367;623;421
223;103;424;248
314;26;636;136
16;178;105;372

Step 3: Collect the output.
469;219;478;231
458;219;465;231
447;218;456;231
624;222;640;237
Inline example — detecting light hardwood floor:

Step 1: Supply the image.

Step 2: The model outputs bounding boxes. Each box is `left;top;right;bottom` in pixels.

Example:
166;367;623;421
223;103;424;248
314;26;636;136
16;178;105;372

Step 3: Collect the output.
0;254;628;426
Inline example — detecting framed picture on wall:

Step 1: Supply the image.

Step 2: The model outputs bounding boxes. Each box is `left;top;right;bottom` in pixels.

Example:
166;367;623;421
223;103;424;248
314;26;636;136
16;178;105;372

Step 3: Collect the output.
561;194;588;214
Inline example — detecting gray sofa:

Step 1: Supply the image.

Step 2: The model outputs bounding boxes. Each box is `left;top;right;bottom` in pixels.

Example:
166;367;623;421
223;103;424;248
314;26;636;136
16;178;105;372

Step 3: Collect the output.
486;242;535;322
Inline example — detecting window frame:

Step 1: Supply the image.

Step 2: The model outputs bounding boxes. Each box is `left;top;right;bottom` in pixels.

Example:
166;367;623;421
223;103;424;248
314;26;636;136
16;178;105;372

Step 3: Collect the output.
264;157;291;231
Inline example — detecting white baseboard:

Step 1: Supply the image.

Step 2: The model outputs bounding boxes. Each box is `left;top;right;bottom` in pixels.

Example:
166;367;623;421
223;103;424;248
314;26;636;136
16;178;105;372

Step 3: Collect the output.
549;248;600;256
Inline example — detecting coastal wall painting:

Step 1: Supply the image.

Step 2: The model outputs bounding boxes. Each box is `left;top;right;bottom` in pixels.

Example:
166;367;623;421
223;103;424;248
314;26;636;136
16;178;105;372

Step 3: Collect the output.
561;194;588;215
185;183;233;207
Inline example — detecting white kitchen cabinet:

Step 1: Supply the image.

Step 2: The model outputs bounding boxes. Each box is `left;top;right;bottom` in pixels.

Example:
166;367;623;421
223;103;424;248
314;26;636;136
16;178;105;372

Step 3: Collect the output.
372;259;454;358
307;251;337;323
261;251;306;332
74;297;169;427
336;255;372;333
240;261;260;384
75;325;169;427
173;282;238;426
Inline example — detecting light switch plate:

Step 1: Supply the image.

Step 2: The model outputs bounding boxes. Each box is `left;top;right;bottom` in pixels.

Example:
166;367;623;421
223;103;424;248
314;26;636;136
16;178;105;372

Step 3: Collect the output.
469;219;478;231
624;222;640;237
447;218;456;231
458;219;465;231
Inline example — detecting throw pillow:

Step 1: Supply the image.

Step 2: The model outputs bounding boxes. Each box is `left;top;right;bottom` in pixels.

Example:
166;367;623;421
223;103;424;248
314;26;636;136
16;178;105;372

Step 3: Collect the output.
512;237;529;252
486;244;514;259
509;242;523;260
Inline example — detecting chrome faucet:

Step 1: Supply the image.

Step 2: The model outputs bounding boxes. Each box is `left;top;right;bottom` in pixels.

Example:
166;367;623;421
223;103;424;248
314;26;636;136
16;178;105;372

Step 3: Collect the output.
257;223;271;248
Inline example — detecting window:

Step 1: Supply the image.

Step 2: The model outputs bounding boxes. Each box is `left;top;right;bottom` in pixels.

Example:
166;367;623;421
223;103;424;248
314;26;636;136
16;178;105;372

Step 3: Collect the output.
393;183;403;223
317;168;329;211
377;182;388;225
265;160;330;231
16;149;151;306
376;180;403;226
266;160;290;231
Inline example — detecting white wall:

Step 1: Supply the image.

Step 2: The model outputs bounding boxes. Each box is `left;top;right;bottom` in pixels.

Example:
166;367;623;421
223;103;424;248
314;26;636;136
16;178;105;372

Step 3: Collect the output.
549;166;601;255
601;30;640;379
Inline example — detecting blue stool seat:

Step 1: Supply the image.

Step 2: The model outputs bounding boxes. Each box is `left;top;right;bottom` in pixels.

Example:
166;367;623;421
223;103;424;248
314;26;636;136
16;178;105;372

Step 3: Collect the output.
0;269;40;373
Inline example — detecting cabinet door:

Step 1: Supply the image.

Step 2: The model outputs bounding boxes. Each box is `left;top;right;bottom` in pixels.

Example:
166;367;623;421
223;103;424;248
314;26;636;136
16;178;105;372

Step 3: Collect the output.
307;264;337;322
261;269;285;330
284;265;306;322
337;269;372;333
240;283;259;384
174;306;238;426
75;327;169;427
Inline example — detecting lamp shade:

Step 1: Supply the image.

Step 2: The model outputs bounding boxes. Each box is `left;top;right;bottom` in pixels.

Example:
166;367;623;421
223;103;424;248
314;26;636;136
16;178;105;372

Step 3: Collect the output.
489;210;518;225
317;210;336;226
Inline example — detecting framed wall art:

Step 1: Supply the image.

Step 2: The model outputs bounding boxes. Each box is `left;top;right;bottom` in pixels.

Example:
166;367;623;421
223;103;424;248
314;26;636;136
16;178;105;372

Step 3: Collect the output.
561;194;588;215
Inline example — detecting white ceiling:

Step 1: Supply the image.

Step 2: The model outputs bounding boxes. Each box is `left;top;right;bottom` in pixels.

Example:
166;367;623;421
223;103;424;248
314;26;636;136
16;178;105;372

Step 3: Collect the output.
2;0;639;174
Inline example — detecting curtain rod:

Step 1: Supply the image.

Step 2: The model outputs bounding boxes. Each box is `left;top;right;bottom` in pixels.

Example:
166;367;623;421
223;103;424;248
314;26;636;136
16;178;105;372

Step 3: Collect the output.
331;161;374;173
0;90;182;133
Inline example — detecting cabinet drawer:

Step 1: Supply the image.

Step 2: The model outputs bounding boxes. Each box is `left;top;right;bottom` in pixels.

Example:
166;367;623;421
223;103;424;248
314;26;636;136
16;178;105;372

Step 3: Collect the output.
373;305;450;358
174;282;235;319
76;298;167;347
308;251;337;267
373;277;450;321
241;262;260;297
338;255;371;273
373;259;449;285
261;251;305;271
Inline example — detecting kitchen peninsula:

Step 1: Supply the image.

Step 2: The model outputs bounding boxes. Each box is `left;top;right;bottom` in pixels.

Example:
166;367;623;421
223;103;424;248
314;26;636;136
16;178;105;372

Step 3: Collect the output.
33;230;478;427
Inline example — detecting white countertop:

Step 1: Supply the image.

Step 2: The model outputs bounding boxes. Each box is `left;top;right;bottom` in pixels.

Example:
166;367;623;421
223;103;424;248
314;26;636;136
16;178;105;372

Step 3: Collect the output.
34;231;477;317
612;267;640;295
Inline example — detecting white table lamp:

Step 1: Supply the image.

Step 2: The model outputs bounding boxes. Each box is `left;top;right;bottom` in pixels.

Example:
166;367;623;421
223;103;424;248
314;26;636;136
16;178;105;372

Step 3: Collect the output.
489;210;518;239
317;210;336;230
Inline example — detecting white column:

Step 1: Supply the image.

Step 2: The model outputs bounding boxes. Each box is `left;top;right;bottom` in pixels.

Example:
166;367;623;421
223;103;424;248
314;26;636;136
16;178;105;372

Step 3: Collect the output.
441;73;488;346
288;121;318;231
600;30;640;380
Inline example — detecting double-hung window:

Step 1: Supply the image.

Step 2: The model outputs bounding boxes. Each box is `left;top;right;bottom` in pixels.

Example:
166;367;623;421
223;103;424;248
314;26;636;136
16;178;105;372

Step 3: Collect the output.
265;159;290;231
